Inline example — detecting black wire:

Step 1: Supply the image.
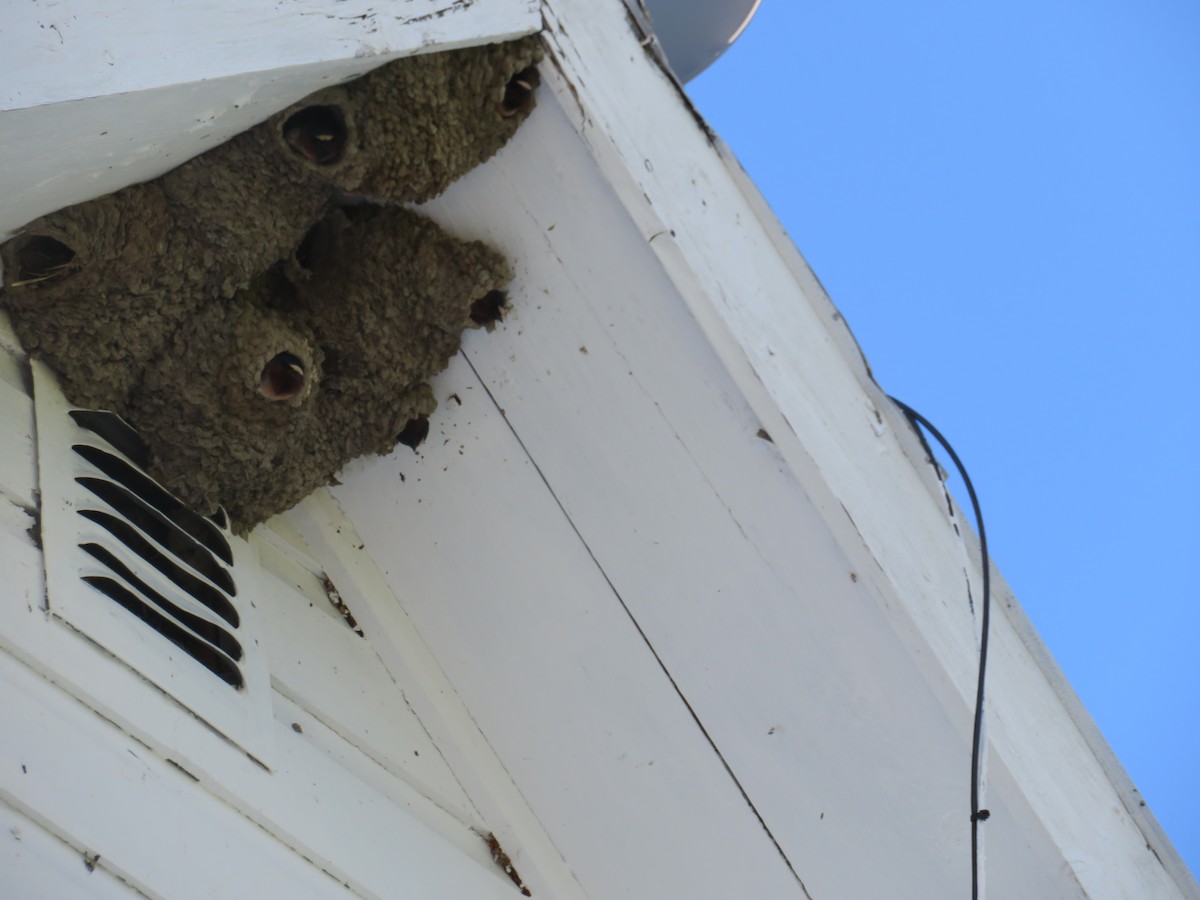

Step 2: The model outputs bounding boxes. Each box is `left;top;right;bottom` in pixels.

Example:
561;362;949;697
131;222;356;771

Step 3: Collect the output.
888;396;991;900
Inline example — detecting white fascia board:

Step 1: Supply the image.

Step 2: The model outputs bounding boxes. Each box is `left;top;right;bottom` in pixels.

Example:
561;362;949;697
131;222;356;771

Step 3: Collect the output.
4;0;541;109
0;0;539;237
539;0;1197;896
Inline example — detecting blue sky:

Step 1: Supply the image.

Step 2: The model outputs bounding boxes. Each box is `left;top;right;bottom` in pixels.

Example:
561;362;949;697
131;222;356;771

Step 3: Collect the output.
689;0;1199;878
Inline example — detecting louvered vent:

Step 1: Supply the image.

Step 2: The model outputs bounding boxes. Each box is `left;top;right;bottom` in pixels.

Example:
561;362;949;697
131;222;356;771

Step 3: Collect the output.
68;409;243;688
32;361;274;763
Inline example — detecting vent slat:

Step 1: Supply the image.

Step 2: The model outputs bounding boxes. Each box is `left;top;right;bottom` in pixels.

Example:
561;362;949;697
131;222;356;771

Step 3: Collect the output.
68;410;150;468
76;476;236;594
72;443;233;565
84;537;227;629
80;543;243;661
81;576;243;689
78;510;239;628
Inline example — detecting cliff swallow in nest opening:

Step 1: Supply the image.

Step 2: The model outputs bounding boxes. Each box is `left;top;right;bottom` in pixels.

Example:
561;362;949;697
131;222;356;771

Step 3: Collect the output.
282;106;347;165
260;352;306;401
499;67;540;118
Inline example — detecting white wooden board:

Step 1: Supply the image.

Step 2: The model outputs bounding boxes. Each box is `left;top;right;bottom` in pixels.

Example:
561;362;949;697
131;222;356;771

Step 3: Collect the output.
333;353;809;899
3;0;540;110
248;527;484;826
0;0;540;237
0;652;352;899
0;801;141;900
288;489;593;900
331;63;1188;899
535;3;1194;897
0;507;531;899
0;363;554;899
0;344;35;509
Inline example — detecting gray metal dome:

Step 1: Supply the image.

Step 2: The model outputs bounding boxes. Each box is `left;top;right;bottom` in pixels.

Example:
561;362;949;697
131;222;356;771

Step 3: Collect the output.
641;0;762;82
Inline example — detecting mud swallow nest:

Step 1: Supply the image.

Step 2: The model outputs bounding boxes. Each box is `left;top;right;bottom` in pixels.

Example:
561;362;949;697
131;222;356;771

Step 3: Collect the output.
0;38;540;528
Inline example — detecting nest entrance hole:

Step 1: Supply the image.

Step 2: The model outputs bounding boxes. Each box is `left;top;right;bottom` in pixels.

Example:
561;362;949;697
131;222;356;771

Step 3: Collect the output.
12;236;77;287
260;352;307;401
499;67;540;118
397;415;429;452
283;106;348;166
470;290;508;330
294;216;341;273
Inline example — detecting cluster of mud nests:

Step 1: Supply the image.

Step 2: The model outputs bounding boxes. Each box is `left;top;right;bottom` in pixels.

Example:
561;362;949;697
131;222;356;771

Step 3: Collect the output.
0;39;541;529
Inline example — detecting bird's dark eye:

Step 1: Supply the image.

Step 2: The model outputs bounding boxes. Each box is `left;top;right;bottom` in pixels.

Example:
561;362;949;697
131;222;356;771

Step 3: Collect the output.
282;106;347;166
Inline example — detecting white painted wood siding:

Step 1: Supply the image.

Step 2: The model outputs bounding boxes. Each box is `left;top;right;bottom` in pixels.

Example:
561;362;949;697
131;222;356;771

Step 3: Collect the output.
537;3;1194;896
328;96;1088;898
0;318;551;898
0;0;540;238
326;5;1192;895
